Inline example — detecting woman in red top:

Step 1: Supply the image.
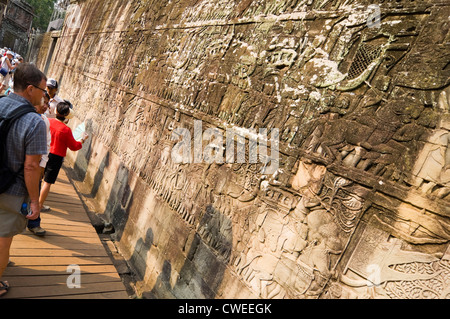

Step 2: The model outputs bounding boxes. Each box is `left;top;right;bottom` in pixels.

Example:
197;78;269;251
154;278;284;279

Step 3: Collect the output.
39;101;89;210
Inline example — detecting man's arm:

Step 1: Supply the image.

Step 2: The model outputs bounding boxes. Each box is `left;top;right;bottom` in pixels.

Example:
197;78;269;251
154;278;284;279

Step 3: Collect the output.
24;154;42;220
5;58;15;70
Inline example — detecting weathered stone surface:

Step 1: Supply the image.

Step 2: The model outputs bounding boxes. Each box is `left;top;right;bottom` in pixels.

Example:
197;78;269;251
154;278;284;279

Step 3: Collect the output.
36;0;450;299
0;0;34;54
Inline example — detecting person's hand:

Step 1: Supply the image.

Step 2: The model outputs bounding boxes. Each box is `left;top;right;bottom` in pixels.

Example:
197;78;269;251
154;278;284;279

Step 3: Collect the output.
27;200;40;220
82;133;89;143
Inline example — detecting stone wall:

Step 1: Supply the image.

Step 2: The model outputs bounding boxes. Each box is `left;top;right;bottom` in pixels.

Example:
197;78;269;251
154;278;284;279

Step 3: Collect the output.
41;0;450;299
27;32;51;66
0;0;34;55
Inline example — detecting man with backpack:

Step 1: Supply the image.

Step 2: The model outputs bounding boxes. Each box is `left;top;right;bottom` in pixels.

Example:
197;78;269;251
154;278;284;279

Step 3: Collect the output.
0;63;48;297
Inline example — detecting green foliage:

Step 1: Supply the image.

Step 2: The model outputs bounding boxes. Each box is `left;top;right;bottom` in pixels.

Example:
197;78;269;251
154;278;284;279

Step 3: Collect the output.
24;0;58;32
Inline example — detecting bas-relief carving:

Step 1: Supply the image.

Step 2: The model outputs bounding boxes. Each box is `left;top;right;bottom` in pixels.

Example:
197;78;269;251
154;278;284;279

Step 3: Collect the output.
410;87;450;198
50;0;450;298
332;220;450;299
214;159;367;298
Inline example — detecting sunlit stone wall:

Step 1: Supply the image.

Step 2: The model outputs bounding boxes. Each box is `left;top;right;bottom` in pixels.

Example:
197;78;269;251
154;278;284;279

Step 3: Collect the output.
41;0;449;299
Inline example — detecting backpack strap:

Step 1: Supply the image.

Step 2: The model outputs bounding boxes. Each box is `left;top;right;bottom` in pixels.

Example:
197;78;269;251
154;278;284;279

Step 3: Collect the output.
0;102;37;167
0;104;37;134
0;98;38;194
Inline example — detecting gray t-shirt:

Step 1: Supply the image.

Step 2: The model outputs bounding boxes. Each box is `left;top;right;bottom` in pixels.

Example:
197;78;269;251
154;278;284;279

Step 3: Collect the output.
0;93;47;196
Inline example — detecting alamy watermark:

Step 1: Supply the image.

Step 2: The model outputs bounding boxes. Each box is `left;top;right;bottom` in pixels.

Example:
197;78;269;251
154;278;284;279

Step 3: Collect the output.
171;120;280;175
366;264;382;287
67;264;81;289
367;4;381;29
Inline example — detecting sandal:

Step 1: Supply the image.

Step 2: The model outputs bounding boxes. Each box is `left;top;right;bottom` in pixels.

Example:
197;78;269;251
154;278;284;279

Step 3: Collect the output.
0;281;9;298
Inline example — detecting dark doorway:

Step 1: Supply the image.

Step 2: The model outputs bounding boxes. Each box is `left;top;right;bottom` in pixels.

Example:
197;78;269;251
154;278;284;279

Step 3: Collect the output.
44;37;58;74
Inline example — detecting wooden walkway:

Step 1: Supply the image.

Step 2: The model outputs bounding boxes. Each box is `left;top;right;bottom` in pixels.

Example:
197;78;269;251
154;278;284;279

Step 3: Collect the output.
2;169;129;299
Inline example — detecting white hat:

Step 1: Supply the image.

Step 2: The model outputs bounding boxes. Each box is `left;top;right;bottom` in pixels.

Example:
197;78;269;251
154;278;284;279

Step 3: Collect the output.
66;108;74;120
47;78;58;89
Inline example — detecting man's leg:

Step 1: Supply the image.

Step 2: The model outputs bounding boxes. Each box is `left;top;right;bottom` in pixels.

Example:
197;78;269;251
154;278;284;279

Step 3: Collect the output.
0;237;13;297
27;216;45;236
0;237;13;278
38;181;52;211
0;74;9;94
29;174;46;236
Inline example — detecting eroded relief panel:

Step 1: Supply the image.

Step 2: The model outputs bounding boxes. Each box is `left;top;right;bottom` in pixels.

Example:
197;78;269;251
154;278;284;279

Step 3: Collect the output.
47;0;450;298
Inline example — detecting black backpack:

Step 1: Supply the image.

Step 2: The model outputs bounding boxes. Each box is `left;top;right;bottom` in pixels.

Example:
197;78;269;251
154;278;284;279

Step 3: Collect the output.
0;98;36;194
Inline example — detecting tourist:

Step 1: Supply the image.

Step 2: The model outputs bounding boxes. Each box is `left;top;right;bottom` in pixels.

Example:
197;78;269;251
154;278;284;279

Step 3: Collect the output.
45;78;63;119
0;51;17;93
11;55;23;73
39;101;89;212
0;63;48;297
62;99;74;124
27;91;51;236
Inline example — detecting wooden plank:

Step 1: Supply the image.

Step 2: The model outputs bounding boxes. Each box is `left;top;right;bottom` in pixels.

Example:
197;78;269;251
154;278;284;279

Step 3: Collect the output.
39;208;91;219
3;265;120;276
8;256;113;267
47;189;82;198
33;231;100;239
36;216;93;227
3;282;128;299
47;191;78;197
23;221;99;235
39;291;129;299
5;273;122;287
36;215;91;225
11;240;104;250
25;229;101;238
42;198;90;209
38;223;96;232
9;248;109;258
46;193;79;200
8;256;113;266
12;234;103;245
44;204;87;213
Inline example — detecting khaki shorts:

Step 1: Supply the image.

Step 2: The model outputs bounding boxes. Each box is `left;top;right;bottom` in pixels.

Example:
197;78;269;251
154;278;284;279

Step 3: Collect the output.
0;193;27;238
